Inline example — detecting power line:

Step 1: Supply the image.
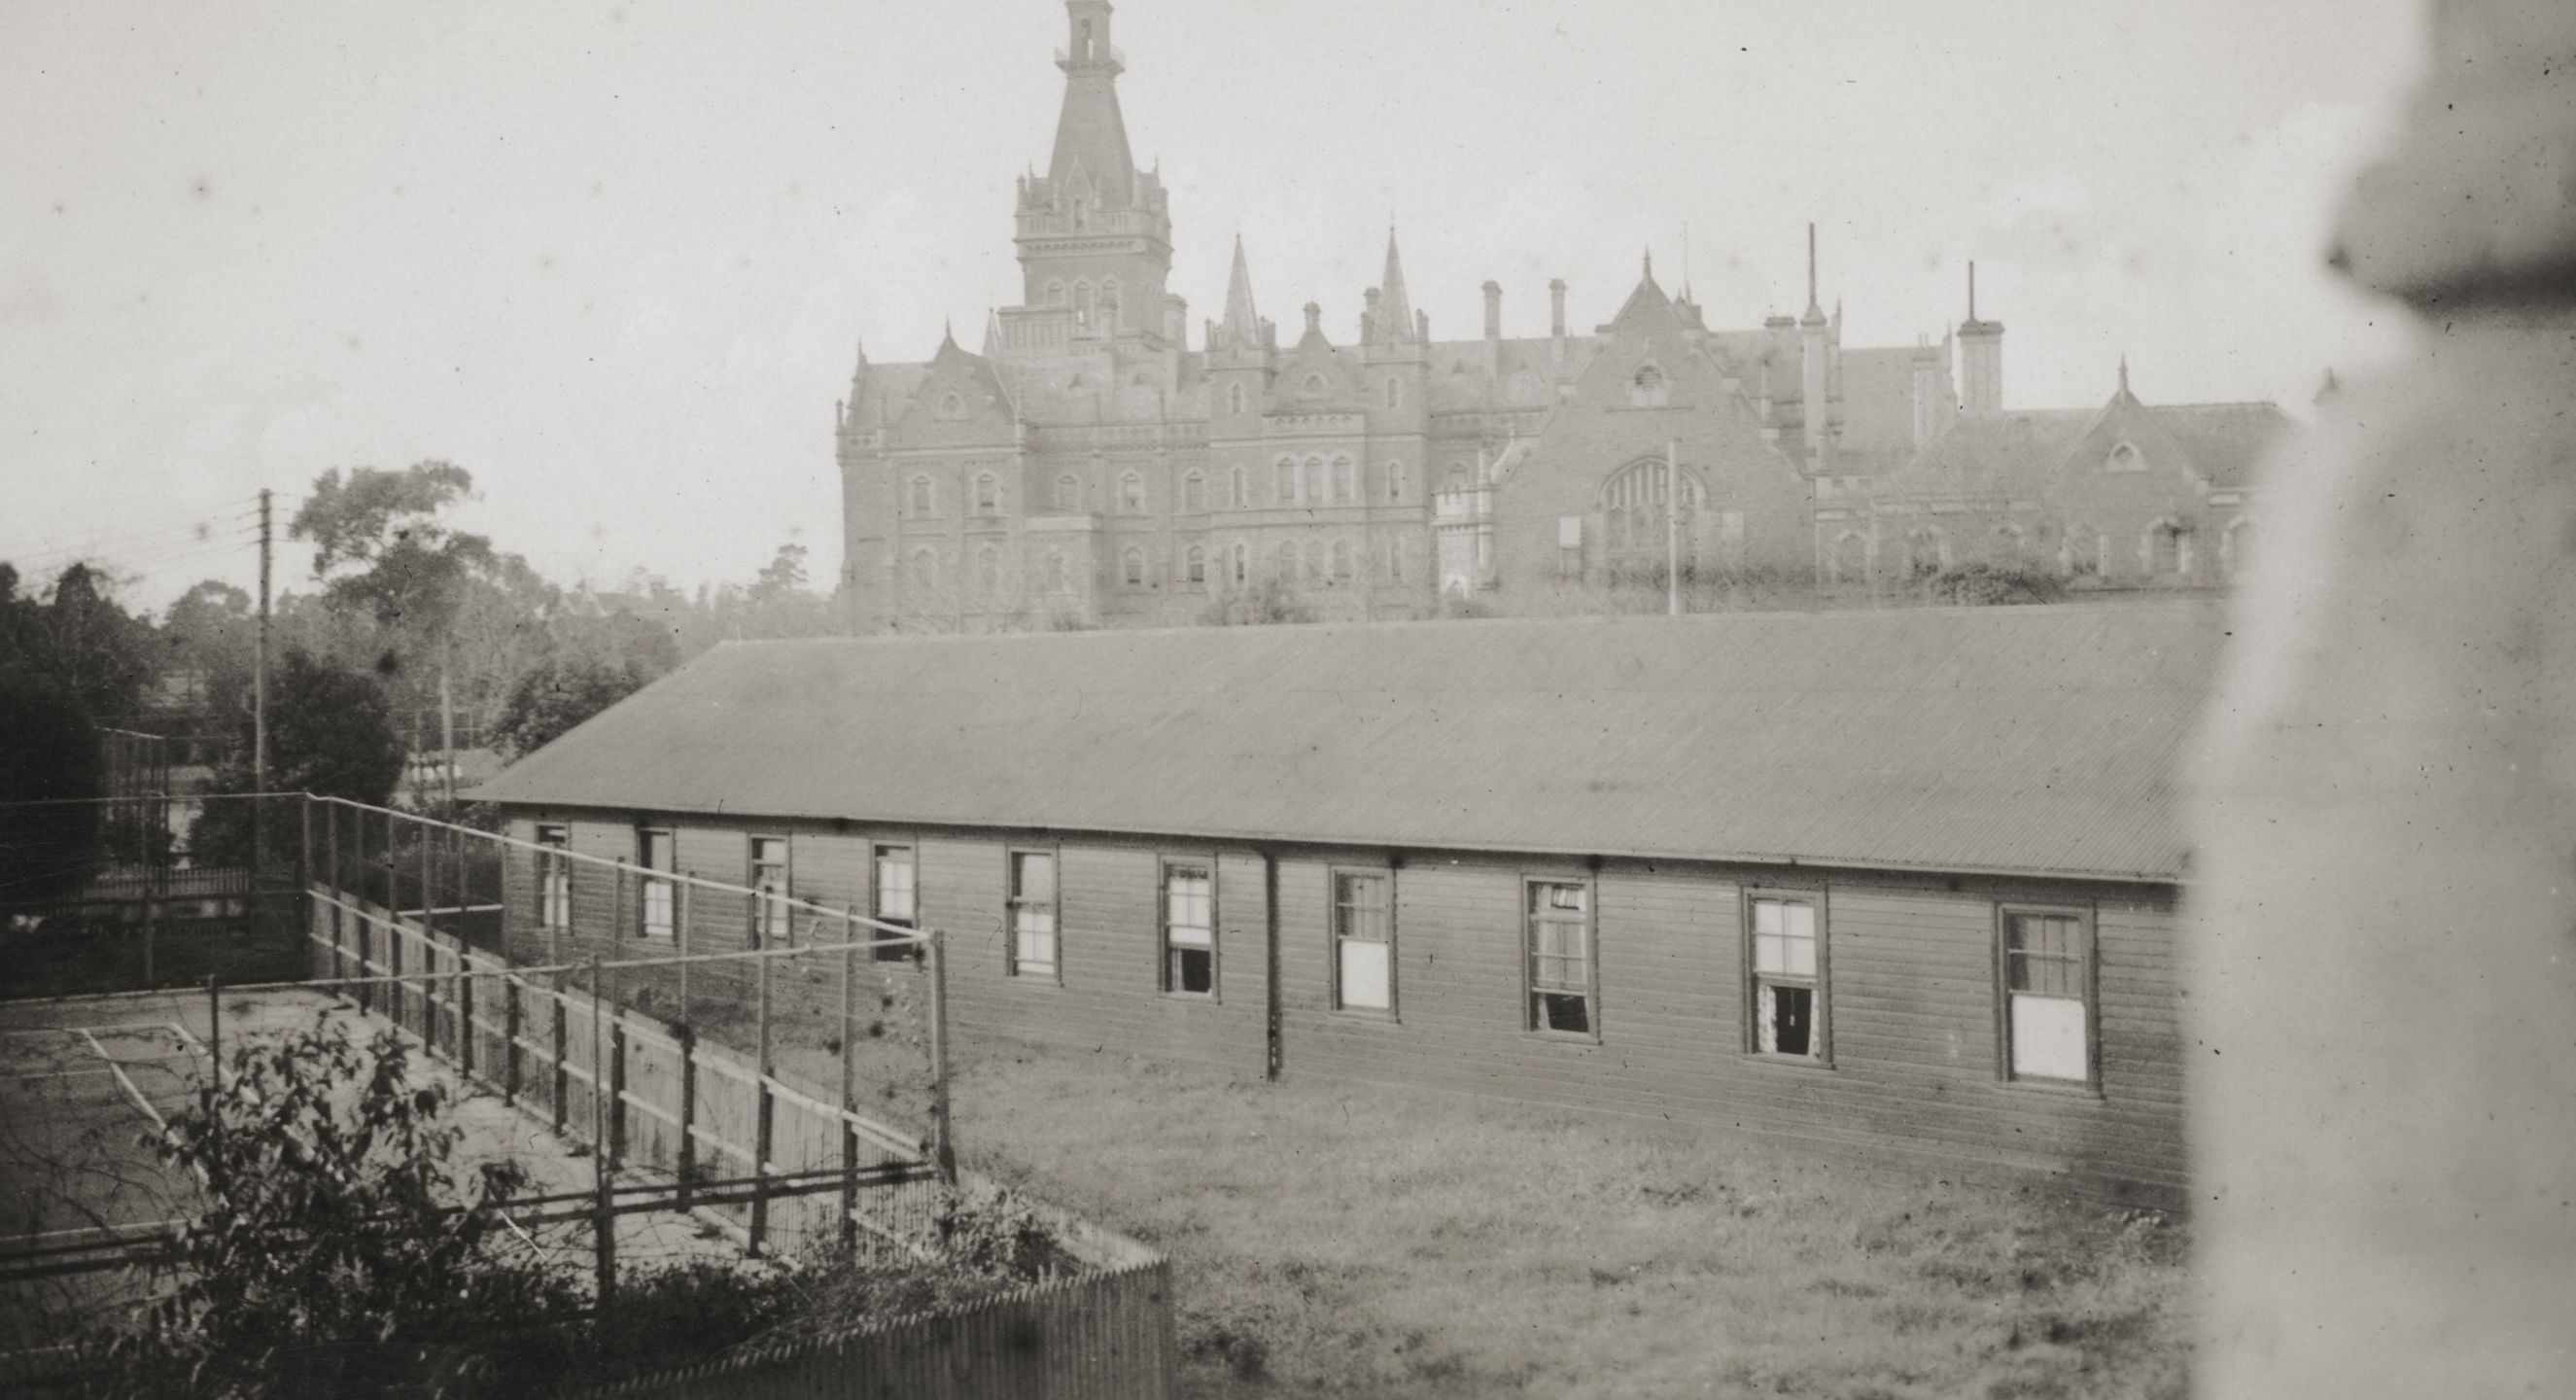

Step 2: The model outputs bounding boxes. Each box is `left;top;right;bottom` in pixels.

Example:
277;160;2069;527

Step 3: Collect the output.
0;497;264;560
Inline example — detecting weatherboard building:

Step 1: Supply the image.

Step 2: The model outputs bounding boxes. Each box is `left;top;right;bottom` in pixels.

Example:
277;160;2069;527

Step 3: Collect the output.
479;603;2212;1203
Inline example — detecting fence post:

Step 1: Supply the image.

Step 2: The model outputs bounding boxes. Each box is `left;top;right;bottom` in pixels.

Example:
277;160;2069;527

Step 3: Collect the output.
141;865;158;990
550;969;569;1137
676;1021;697;1213
840;910;859;1251
388;902;404;1032
929;928;956;1185
297;794;311;910
327;803;344;984
588;954;615;1306
418;812;434;937
608;969;628;1171
677;874;692;1028
458;939;476;1077
504;973;522;1107
206;975;222;1090
453;822;468;941
749;945;774;1256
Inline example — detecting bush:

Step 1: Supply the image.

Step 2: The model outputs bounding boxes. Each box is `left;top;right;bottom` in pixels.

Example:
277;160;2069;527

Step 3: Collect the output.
1199;576;1317;626
1916;563;2067;607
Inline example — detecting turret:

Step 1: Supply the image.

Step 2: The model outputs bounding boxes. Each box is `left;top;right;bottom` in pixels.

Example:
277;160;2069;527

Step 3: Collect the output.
1483;280;1503;376
1958;262;2004;416
1800;224;1830;452
1549;278;1568;376
1373;228;1417;347
1910;335;1944;448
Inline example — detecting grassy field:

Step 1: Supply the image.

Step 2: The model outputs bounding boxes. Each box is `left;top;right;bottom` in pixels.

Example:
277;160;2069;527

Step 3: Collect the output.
944;1045;2191;1400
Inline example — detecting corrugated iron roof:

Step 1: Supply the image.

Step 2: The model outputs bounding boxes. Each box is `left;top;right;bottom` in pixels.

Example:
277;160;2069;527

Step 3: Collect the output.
478;603;2224;883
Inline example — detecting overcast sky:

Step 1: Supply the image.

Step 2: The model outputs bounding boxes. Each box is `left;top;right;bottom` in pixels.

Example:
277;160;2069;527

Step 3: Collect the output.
1;0;2429;615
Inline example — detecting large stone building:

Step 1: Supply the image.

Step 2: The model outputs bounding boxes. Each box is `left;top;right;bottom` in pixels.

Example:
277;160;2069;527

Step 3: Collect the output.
836;1;2286;632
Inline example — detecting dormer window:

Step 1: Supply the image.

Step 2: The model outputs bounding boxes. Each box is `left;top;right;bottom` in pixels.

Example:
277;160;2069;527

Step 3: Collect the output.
938;392;965;420
1630;364;1670;407
1302;372;1326;397
1054;473;1083;511
2107;441;2144;472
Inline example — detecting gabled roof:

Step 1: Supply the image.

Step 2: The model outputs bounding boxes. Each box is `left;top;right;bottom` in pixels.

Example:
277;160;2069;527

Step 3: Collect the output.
479;603;2224;883
1875;409;2097;500
2155;402;2293;489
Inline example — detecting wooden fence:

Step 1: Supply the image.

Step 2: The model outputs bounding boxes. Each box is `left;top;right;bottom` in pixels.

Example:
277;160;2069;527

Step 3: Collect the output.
306;887;945;1256
576;1254;1177;1400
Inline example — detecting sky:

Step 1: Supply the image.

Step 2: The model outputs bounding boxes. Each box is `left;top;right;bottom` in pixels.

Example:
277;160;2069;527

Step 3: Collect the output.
0;0;2431;617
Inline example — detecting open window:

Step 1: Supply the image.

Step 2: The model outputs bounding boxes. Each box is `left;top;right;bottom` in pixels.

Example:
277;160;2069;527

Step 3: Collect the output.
1747;891;1826;1062
1008;850;1058;979
2001;905;2095;1086
1333;870;1393;1013
1525;880;1595;1037
871;842;917;962
748;836;790;949
535;824;571;934
1161;860;1215;997
637;827;675;942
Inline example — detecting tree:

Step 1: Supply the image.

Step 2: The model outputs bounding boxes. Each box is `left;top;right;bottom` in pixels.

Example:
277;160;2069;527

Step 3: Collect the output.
0;562;157;718
490;656;646;759
1198;575;1318;627
191;649;405;868
0;679;103;899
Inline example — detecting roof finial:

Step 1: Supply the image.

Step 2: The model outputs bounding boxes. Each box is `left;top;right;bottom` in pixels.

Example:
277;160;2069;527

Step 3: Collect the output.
1682;222;1693;301
1643;245;1653;281
2118;354;2131;395
1967;261;1977;321
1807;222;1818;309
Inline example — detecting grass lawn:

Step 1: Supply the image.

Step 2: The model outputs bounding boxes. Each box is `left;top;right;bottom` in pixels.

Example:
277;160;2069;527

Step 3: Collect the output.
946;1044;2191;1400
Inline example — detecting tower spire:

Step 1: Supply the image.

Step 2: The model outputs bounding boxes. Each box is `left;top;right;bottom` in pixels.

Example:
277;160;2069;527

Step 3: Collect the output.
1047;2;1136;204
1376;226;1415;345
1219;233;1260;349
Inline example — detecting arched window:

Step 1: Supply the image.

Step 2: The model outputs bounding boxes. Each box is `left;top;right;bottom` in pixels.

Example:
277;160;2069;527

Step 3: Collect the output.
1331;539;1353;582
1303;540;1327;583
1054;473;1083;511
1119;471;1144;512
1830;532;1869;584
1442;464;1471;510
1099;278;1121;323
1228;382;1247;414
1387;462;1406;501
1387;536;1405;582
1904;527;1946;579
1273;456;1298;505
1334;455;1357;504
2224;517;2255;578
1074;281;1095;328
1631;363;1670;407
1992;522;2029;566
1184;545;1206;584
1122;548;1146;586
1595;456;1704;582
938;392;965;420
1045;550;1067;592
1302;372;1326;396
1231;465;1250;508
1272;541;1297;579
1383;378;1402;409
1231;541;1249;585
2107;441;2144;472
1304;455;1326;506
2062;526;2105;578
2147;520;2191;576
1181;471;1206;513
972;472;998;514
908;548;936;590
1047;280;1068;307
977;544;1000;594
907;475;935;518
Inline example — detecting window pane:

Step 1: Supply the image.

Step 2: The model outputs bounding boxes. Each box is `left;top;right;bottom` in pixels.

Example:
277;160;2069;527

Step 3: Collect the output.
1015;853;1054;898
1759;983;1814;1057
1753;932;1785;974
1753;898;1782;935
1784;932;1817;977
1174;947;1214;994
2010;995;2089;1080
875;850;915;922
1534;991;1591;1034
1339;938;1390;1010
1783;902;1815;940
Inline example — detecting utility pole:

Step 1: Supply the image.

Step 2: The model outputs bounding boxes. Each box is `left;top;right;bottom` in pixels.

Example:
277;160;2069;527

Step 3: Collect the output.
255;489;272;878
1665;438;1682;617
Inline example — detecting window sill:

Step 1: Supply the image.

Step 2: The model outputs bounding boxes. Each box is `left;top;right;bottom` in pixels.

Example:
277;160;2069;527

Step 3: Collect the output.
2001;1074;2104;1100
1526;1029;1601;1047
1743;1052;1835;1071
1330;1005;1398;1023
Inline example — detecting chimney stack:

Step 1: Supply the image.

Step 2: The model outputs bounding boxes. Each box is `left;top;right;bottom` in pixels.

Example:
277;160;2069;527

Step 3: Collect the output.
1957;262;2005;415
1549;278;1568;377
1362;287;1380;345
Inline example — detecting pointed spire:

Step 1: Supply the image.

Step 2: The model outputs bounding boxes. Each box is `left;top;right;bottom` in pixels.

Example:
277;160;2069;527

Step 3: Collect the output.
1376;227;1415;345
1047;1;1137;207
2118;354;2130;396
1219;234;1259;348
1801;224;1827;327
1644;246;1654;281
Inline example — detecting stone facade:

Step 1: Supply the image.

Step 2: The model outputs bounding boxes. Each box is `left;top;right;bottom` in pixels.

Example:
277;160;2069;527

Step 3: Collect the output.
836;1;2289;630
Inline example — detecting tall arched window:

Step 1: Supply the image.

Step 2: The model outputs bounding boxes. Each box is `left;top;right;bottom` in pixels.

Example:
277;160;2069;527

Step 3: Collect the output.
1387;536;1405;582
1181;471;1206;513
1184;545;1206;584
1384;378;1402;409
1273;456;1298;505
1304;456;1326;506
1904;527;1946;579
1387;462;1406;501
908;548;936;590
1230;465;1249;508
1228;382;1247;414
1047;280;1068;307
1630;363;1670;407
1073;281;1095;325
1303;540;1326;584
973;472;998;514
1054;473;1083;511
1331;539;1353;582
1272;541;1297;579
2147;520;2191;576
1118;471;1144;513
907;475;935;518
1442;464;1471;510
1334;455;1357;504
1045;551;1067;592
1122;548;1146;586
1830;532;1868;584
977;544;1000;594
1596;456;1704;583
2224;517;2255;578
1231;541;1249;585
1099;278;1121;324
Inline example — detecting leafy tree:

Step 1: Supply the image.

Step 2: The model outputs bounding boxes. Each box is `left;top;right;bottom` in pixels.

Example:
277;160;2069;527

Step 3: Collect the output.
0;562;157;718
490;656;646;759
84;1027;579;1397
1198;576;1318;627
191;649;405;868
0;679;104;898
